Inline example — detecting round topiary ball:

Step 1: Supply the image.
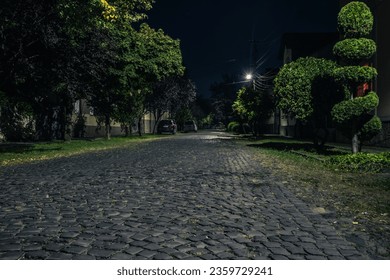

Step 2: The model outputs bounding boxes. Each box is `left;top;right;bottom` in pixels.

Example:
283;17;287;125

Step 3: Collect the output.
338;1;374;38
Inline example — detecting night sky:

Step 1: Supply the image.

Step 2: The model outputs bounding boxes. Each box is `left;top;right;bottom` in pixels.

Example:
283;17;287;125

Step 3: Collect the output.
147;0;340;97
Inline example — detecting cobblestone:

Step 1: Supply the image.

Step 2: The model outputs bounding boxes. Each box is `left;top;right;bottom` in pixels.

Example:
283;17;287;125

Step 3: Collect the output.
0;131;372;259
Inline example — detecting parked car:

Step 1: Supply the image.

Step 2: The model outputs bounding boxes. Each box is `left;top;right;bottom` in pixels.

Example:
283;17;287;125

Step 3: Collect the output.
157;119;177;134
183;120;198;133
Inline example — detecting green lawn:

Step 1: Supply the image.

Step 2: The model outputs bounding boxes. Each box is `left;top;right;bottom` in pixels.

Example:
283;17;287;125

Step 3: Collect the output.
0;135;162;166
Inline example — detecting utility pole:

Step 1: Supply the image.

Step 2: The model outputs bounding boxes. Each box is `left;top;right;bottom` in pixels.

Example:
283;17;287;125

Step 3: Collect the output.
249;24;258;90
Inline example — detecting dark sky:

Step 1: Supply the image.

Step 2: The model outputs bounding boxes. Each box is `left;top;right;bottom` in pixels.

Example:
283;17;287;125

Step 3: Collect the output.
147;0;339;96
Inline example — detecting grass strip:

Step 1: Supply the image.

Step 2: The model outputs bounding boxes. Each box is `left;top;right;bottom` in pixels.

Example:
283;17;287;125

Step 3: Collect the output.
0;135;162;166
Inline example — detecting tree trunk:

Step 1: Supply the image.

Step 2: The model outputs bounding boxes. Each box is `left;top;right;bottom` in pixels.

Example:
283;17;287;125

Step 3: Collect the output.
138;117;143;137
105;114;111;140
352;133;360;154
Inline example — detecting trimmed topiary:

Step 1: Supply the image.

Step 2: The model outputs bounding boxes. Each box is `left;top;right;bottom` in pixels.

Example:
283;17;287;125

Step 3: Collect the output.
332;91;379;124
333;66;377;84
332;1;381;153
333;38;376;62
274;57;338;121
360;115;382;141
338;1;374;38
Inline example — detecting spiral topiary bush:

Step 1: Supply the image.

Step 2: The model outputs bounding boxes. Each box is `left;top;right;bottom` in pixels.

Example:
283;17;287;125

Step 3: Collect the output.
332;1;381;153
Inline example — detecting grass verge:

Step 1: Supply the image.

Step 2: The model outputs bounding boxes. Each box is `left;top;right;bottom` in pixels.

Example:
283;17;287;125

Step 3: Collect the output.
0;135;163;166
236;136;390;258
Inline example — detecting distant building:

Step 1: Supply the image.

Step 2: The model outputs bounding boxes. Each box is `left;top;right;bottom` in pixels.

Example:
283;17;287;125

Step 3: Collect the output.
73;99;168;138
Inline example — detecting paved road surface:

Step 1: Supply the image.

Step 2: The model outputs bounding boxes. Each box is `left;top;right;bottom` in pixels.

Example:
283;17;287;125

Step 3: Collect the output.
0;131;369;259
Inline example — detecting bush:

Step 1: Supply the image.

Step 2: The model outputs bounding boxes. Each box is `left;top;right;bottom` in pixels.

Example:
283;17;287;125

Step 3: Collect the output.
331;91;379;124
338;1;374;38
333;38;376;62
327;152;390;173
227;121;239;132
333;66;377;84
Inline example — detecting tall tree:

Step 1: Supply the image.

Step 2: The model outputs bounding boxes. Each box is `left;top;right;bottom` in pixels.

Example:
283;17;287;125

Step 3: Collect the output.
210;75;238;126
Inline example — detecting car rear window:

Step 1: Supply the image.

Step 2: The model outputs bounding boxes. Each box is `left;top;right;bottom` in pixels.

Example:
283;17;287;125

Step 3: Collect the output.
185;121;194;125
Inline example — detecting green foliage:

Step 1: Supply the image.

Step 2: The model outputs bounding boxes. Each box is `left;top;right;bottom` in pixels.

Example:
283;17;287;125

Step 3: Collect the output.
173;107;194;130
274;57;339;121
333;66;377;84
333;38;376;62
227;121;239;132
332;2;380;151
0;0;184;141
232;86;274;135
332;91;379;124
338;1;374;38
327;152;390;173
360;115;382;141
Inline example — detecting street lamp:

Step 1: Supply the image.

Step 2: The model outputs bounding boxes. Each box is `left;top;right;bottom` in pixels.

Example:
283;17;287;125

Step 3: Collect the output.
245;73;255;90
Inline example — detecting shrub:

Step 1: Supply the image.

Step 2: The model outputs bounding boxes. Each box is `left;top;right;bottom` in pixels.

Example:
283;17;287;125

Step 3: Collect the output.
227;121;239;132
332;91;379;124
327;152;390;173
333;38;376;62
338;1;374;38
333;66;377;84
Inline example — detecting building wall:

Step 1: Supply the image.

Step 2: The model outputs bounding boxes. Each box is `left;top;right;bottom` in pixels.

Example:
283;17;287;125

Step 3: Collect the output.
375;0;390;121
73;99;168;138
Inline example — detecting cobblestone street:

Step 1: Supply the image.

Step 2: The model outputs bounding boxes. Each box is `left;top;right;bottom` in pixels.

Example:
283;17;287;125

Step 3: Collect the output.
0;131;370;260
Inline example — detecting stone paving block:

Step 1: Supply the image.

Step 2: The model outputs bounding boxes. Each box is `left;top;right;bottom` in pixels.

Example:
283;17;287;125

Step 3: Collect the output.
285;246;306;255
0;244;22;251
271;254;290;260
153;253;173;260
125;246;144;255
88;248;116;258
305;255;328;260
62;246;88;255
25;250;50;259
269;247;290;256
72;254;96;260
137;250;157;258
0;251;24;260
47;252;74;260
110;253;132;260
71;239;94;248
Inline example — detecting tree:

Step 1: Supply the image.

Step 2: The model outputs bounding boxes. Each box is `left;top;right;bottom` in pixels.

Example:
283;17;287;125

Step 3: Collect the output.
210;75;238;126
232;87;274;136
146;76;196;133
0;0;76;140
129;24;185;136
331;1;381;153
274;57;342;147
0;0;177;141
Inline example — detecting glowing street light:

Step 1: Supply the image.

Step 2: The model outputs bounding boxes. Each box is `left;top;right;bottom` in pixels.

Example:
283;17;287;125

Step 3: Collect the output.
245;73;253;80
245;73;255;90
